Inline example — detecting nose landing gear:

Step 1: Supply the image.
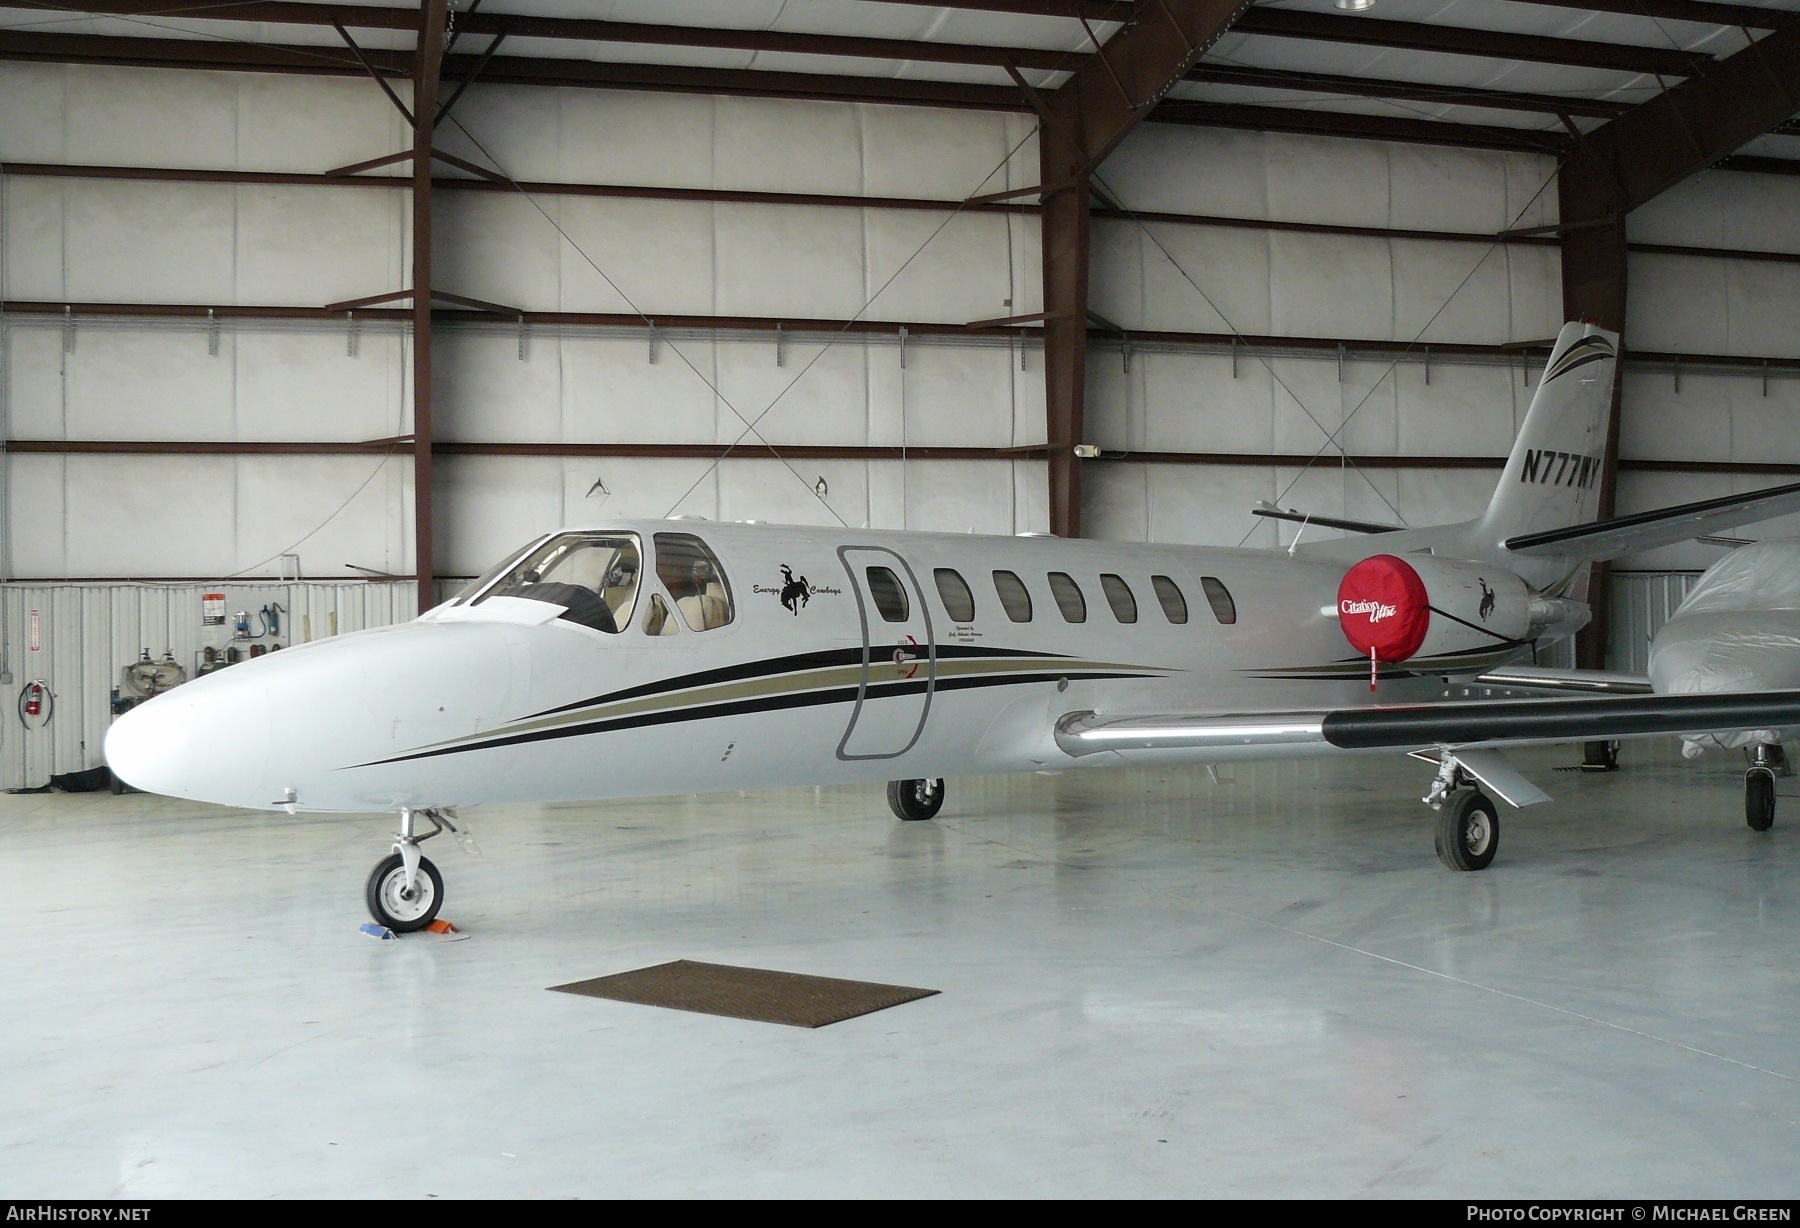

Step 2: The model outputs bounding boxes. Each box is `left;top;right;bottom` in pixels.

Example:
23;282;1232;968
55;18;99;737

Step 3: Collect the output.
365;807;460;932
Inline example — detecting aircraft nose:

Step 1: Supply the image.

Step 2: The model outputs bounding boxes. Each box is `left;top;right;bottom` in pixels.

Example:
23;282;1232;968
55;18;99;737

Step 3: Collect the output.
105;621;532;810
105;669;274;803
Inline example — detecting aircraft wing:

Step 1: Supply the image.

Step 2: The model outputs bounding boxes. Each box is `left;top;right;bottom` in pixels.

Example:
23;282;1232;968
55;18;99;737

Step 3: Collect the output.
1055;688;1800;759
1505;479;1800;559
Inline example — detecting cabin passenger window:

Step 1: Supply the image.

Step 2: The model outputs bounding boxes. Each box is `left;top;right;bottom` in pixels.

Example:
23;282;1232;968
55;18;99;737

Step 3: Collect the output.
476;531;641;634
1152;575;1188;624
993;570;1032;622
935;568;976;622
655;533;734;632
642;593;679;637
1047;572;1086;623
1201;576;1237;625
1100;574;1137;624
866;567;910;622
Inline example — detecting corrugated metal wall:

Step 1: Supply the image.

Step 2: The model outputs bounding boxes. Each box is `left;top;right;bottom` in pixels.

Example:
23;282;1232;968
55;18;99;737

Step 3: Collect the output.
0;580;415;790
1609;570;1703;676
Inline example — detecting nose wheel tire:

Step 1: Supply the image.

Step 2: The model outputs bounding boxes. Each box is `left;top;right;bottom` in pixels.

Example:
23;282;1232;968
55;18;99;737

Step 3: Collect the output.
887;778;945;822
365;852;444;932
1746;768;1776;832
1435;789;1499;872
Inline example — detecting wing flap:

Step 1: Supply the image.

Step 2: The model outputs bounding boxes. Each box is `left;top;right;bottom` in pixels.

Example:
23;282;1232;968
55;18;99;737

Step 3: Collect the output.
1505;480;1800;559
1473;665;1653;695
1056;689;1800;759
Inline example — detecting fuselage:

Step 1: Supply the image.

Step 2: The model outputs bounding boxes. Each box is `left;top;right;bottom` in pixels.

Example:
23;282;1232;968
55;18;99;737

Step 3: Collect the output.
105;520;1544;813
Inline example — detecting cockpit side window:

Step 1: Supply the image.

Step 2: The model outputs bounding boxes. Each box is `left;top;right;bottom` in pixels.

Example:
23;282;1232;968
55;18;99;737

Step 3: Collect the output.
475;532;642;634
451;535;550;606
656;533;734;631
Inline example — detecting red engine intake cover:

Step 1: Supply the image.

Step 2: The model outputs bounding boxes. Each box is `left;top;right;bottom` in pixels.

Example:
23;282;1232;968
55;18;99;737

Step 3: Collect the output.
1337;554;1430;662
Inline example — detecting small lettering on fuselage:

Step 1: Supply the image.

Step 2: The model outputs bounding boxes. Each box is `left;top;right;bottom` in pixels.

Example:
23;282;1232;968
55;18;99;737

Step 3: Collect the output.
1519;449;1600;489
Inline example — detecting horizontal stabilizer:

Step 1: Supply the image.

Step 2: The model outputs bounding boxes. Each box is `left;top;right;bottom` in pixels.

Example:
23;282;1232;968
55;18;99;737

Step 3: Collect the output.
1252;502;1402;535
1506;479;1800;559
1055;689;1800;758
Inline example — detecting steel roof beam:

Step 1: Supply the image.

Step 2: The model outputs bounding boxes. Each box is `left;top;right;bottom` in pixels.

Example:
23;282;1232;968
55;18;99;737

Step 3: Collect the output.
1149;99;1568;152
0;28;1033;109
1564;24;1800;216
4;1;1093;72
1184;63;1631;119
1234;7;1712;76
7;0;1137;24
1496;0;1798;33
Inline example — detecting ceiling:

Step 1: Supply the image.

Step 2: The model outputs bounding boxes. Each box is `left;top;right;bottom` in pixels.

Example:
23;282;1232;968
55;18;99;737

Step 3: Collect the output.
0;1;1794;161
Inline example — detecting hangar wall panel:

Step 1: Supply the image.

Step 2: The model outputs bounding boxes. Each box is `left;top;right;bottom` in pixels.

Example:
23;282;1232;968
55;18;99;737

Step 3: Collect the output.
1086;128;1560;548
433;452;1045;578
1618;169;1800;570
2;67;1043;580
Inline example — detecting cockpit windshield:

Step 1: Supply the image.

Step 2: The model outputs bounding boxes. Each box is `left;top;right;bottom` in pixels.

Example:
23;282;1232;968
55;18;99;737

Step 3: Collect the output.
472;532;642;634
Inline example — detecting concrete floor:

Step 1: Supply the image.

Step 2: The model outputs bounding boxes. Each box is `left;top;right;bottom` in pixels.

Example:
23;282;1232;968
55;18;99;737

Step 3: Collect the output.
3;744;1798;1198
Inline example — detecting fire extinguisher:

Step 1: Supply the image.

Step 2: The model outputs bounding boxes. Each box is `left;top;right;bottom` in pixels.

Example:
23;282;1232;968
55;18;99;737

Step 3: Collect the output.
19;680;53;728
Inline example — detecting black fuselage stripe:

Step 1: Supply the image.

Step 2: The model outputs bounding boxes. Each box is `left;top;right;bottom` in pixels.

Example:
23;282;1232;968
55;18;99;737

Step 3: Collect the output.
528;643;1073;719
361;670;1151;767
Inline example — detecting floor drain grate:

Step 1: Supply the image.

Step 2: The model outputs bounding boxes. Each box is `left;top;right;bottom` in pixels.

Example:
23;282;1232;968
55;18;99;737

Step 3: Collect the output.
549;959;939;1028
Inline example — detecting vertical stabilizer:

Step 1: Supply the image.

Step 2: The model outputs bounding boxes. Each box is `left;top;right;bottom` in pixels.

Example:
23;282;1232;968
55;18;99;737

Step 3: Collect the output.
1475;321;1619;546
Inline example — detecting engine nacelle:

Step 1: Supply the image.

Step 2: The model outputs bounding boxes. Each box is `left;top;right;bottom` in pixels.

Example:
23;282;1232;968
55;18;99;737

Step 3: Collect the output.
1338;553;1554;665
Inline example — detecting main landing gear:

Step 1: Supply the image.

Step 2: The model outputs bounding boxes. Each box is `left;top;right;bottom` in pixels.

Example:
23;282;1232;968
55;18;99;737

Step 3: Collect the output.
887;778;945;822
365;807;462;932
1423;756;1499;872
1745;743;1783;833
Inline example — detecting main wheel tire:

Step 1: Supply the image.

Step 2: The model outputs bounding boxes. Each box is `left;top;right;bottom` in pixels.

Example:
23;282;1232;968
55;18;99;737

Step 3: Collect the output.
365;852;444;932
1435;789;1500;872
1746;769;1776;832
887;778;945;822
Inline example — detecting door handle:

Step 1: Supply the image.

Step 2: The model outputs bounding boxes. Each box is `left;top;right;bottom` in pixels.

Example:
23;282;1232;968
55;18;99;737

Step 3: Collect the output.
893;649;915;666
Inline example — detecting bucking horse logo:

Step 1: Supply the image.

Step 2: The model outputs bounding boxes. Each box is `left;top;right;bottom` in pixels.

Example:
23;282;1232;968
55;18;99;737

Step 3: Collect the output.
1478;578;1496;622
779;564;810;615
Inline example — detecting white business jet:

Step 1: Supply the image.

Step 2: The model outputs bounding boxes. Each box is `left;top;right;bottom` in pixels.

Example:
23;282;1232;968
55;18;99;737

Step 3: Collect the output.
1487;538;1800;830
105;323;1800;931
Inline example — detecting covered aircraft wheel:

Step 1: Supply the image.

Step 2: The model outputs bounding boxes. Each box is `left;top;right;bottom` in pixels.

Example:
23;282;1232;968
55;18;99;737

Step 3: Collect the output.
1435;789;1499;872
1746;769;1776;832
887;778;945;822
365;852;444;932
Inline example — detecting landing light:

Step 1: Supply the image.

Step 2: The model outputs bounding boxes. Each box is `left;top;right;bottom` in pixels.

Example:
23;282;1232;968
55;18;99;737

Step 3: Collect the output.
1335;0;1375;9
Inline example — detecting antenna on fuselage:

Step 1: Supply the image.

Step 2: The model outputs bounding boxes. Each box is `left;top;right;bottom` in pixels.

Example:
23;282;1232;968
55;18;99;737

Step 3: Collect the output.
1287;513;1312;558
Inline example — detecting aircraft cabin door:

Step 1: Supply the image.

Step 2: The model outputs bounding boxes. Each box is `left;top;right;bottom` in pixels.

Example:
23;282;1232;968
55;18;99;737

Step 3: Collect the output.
837;547;935;760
